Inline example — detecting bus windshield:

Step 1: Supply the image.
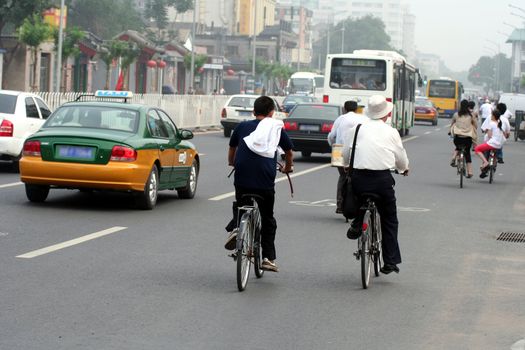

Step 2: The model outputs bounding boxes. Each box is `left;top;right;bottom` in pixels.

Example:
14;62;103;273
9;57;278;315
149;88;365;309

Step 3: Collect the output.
428;80;456;98
329;58;386;91
289;78;314;94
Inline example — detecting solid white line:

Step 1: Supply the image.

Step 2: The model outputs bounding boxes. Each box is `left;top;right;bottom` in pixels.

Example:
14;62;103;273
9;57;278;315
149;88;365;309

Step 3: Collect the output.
424;131;431;135
16;226;127;259
209;135;419;201
0;182;23;189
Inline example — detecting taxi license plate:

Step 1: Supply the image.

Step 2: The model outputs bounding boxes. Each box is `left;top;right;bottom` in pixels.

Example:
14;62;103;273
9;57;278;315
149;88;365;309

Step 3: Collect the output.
415;108;426;113
56;145;96;160
299;124;320;131
238;110;252;116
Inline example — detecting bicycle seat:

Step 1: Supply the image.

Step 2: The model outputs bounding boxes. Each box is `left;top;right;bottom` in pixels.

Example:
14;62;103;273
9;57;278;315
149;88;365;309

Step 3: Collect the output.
241;194;264;202
359;193;381;202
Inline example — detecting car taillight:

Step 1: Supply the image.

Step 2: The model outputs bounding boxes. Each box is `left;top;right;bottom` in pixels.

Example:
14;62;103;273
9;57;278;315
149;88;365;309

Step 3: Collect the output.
221;108;226;118
323;95;329;103
284;121;298;131
110;145;137;162
0;119;13;137
23;140;41;157
321;123;333;133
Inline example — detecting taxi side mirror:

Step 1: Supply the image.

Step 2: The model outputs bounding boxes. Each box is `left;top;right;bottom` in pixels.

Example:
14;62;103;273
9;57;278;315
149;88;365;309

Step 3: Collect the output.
180;129;194;140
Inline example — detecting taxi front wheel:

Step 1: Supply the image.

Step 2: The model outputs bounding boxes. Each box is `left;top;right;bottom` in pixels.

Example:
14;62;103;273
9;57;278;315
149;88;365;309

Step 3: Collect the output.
25;184;50;203
135;165;158;210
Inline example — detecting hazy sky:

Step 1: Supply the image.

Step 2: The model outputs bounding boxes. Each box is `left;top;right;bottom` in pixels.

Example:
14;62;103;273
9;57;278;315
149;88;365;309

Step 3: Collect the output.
407;0;520;72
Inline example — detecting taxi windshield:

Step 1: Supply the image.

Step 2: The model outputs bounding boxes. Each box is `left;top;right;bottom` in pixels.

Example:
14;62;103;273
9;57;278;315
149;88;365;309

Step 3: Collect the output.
44;106;139;132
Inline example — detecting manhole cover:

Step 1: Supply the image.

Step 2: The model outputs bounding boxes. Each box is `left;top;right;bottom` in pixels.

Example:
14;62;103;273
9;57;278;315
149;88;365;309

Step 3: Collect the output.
496;232;525;243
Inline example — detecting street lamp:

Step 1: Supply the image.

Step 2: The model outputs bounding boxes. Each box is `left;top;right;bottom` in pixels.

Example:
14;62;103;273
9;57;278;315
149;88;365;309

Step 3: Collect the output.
55;0;65;92
190;0;197;93
486;39;501;91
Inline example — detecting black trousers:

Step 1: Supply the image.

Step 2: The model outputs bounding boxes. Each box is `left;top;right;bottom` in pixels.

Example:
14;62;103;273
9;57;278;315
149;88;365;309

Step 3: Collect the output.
226;186;277;261
336;167;346;210
351;169;401;265
453;136;473;163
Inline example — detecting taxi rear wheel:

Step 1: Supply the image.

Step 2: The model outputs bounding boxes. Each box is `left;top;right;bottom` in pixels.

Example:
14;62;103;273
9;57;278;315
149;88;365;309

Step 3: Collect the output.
177;161;198;199
25;184;50;203
136;165;158;210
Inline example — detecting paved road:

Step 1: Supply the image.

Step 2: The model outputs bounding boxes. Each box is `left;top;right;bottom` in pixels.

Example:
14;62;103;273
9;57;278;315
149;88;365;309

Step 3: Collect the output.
1;122;524;349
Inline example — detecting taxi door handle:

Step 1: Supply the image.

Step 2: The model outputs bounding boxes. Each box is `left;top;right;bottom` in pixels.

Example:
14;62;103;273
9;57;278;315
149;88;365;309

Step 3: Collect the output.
159;146;165;152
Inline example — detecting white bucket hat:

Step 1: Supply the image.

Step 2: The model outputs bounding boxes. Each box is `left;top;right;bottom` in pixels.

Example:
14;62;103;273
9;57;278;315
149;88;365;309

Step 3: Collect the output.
364;95;393;120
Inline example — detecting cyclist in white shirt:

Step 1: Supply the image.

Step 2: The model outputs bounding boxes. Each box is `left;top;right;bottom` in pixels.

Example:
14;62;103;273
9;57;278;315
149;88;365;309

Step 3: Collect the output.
327;100;369;213
479;99;493;124
481;103;510;163
341;95;409;275
475;109;505;178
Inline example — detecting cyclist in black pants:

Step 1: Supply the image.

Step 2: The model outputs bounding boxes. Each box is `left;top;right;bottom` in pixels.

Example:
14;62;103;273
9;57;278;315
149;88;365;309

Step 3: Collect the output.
224;96;294;272
342;95;409;275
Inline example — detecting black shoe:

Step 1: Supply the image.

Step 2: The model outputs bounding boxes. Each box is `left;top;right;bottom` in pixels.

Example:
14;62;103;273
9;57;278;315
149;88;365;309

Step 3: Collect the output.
497;159;504;164
335;207;343;214
380;264;399;275
346;221;362;240
479;172;488;179
450;159;456;167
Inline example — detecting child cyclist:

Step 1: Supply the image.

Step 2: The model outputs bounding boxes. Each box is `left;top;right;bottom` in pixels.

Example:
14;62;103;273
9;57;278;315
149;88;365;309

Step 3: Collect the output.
474;109;505;178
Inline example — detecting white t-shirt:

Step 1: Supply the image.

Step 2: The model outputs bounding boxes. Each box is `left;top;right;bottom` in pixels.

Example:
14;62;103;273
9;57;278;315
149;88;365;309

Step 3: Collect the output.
479;103;493;120
327;112;369;146
481;116;510;140
485;121;505;149
341;119;409;172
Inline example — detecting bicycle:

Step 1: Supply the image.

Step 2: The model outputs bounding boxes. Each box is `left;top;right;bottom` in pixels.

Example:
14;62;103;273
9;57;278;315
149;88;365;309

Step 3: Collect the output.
234;194;264;291
353;193;382;289
455;146;467;188
487;150;497;184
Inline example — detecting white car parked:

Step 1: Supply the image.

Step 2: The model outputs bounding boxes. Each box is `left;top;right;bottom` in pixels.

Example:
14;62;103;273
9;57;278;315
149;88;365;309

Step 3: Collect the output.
220;94;286;137
0;90;52;169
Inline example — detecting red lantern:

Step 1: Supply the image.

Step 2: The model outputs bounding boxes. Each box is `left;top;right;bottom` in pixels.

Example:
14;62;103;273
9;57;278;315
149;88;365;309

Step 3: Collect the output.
198;67;204;73
158;60;167;68
147;60;157;68
227;69;235;76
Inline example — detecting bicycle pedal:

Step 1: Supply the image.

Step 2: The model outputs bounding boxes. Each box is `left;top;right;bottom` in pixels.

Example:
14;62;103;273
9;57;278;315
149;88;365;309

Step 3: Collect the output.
353;251;360;260
228;253;237;260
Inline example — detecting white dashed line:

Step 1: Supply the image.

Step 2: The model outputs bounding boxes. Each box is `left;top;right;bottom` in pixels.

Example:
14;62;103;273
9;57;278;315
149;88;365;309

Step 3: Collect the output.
0;182;23;189
16;226;127;259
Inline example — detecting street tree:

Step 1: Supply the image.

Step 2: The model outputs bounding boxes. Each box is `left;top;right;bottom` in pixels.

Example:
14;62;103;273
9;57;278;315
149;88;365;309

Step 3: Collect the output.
119;42;141;90
53;26;85;91
468;54;511;93
144;0;193;45
0;0;52;88
18;13;52;91
184;53;207;75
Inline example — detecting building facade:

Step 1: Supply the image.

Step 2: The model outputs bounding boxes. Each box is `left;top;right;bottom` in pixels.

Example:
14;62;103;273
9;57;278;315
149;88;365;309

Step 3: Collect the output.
275;4;314;68
506;29;525;92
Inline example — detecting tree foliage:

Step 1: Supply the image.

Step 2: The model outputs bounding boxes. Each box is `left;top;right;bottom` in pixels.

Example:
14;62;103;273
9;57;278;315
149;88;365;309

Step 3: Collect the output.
68;0;143;39
18;13;53;90
0;0;51;35
468;54;511;92
144;0;193;45
184;53;208;74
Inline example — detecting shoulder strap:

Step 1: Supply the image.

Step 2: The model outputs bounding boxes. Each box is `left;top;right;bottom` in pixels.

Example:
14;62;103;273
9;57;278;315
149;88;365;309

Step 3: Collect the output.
349;124;362;175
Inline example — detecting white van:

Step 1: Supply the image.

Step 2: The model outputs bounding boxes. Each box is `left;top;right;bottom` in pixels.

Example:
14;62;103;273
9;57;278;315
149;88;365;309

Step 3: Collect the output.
498;93;525;126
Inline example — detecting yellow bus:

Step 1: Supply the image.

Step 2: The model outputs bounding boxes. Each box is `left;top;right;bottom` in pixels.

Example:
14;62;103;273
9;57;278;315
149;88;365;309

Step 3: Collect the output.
426;78;464;118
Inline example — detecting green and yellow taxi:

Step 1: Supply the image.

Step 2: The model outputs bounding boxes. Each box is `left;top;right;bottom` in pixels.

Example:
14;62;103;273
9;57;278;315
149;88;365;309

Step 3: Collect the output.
19;91;199;209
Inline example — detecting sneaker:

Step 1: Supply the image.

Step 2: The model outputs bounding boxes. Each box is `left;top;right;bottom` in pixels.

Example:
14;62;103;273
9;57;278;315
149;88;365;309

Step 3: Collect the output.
224;228;238;250
346;220;362;240
261;258;279;272
380;264;400;274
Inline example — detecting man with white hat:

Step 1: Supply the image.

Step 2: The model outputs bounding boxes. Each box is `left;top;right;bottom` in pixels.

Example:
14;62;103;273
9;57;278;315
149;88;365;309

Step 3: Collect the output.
341;95;409;275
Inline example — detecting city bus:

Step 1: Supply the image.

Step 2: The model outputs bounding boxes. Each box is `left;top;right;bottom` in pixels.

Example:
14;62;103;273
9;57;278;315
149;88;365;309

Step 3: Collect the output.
287;72;324;99
426;78;464;118
322;50;421;136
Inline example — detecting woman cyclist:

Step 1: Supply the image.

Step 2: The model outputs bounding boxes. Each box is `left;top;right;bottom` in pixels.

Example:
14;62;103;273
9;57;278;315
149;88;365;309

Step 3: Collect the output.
474;109;505;178
449;99;477;178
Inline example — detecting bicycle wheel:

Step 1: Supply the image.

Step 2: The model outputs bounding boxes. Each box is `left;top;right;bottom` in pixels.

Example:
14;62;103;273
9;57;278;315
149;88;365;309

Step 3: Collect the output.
373;210;382;277
360;211;372;289
488;154;494;184
253;228;264;279
458;153;464;188
236;212;253;291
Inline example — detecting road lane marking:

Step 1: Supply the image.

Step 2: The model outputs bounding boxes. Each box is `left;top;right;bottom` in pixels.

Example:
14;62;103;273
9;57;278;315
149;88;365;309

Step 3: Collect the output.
0;182;23;189
16;226;127;259
424;131;431;135
209;135;418;201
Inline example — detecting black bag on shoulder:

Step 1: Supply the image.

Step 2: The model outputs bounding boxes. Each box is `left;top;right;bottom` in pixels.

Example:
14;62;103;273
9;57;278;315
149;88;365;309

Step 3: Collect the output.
341;124;362;219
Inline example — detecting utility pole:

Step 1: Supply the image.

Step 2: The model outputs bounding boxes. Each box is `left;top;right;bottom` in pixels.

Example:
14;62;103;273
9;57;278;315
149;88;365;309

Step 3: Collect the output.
341;26;345;53
252;0;257;81
190;0;197;93
55;0;65;92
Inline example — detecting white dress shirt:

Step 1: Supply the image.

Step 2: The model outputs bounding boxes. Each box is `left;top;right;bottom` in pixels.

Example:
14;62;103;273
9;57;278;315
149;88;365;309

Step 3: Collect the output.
479;103;493;120
327;112;369;146
342;119;409;172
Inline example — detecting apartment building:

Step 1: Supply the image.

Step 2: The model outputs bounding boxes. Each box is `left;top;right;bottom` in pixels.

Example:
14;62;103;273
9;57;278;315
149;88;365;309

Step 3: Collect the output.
275;4;314;67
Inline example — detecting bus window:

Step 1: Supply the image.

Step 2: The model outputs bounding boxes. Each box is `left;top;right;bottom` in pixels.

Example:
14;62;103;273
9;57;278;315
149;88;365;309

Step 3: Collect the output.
329;58;386;91
428;80;456;98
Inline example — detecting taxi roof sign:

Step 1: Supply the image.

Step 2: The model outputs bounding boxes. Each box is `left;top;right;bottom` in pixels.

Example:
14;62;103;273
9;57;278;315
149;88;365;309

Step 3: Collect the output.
94;90;133;98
